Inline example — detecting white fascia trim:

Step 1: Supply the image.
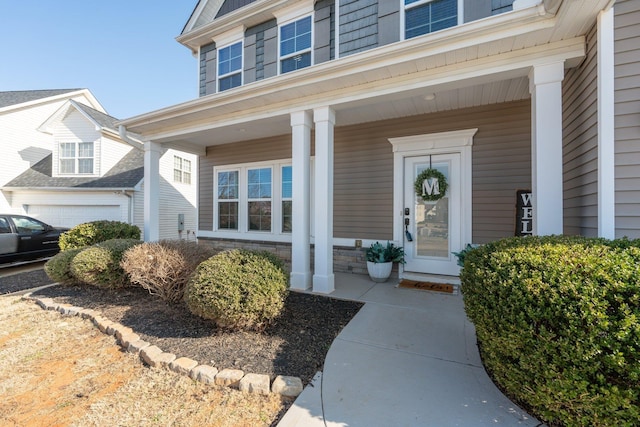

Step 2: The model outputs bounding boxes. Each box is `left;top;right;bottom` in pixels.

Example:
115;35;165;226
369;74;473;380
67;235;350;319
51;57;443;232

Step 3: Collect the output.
198;230;293;243
0;187;136;192
597;7;615;239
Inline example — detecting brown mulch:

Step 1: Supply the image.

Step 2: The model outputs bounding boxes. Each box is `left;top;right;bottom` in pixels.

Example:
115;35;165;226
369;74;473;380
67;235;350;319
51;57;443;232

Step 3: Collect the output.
32;284;363;385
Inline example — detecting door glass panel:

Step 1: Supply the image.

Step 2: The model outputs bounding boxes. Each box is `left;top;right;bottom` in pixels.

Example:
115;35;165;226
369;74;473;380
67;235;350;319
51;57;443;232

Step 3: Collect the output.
414;162;449;258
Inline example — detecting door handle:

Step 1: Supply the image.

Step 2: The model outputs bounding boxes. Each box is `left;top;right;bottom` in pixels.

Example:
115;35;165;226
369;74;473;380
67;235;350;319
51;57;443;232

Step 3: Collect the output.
404;216;413;242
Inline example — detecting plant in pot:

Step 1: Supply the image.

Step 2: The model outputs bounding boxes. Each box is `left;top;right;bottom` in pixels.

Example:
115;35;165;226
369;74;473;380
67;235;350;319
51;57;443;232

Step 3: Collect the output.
365;241;405;283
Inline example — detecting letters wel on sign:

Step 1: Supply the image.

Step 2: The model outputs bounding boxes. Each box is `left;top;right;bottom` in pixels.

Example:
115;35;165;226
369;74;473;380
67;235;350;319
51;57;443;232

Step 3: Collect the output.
516;190;533;236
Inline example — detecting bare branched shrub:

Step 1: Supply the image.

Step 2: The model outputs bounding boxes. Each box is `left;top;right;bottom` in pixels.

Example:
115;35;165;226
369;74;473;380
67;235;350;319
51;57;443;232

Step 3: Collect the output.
121;240;215;302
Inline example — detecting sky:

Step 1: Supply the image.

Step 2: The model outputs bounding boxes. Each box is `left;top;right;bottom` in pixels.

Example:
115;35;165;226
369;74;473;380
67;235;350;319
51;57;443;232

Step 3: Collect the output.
0;1;199;119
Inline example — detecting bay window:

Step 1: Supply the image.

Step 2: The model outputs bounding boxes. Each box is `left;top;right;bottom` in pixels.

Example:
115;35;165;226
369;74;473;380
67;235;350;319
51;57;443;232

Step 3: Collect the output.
214;160;301;237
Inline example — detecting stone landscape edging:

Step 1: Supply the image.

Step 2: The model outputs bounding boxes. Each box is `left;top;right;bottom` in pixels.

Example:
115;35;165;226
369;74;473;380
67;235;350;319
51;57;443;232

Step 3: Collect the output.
21;293;304;398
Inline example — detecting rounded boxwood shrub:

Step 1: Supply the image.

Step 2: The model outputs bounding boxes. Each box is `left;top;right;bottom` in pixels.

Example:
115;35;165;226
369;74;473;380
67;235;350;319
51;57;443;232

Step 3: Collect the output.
59;220;140;251
44;248;85;285
70;239;141;288
121;239;215;303
184;249;289;331
461;236;640;426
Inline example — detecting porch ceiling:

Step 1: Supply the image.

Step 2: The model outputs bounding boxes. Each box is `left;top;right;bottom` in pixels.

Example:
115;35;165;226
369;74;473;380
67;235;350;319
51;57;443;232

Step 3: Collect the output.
120;0;611;151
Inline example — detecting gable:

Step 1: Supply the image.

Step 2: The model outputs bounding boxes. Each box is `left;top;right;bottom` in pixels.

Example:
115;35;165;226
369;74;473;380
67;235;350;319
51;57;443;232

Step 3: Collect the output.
184;0;259;33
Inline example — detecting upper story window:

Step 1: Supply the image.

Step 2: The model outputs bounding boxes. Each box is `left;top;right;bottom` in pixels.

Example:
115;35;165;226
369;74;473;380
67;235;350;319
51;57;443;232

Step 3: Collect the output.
174;155;192;184
280;15;312;74
404;0;458;39
218;41;243;91
59;142;94;174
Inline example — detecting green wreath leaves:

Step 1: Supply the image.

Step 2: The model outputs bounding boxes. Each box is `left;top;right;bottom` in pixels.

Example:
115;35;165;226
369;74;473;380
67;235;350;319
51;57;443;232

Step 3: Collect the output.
414;169;448;202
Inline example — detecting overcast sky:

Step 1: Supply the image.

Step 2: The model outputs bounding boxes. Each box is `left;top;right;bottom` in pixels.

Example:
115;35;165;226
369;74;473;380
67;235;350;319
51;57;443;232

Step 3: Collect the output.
0;1;199;119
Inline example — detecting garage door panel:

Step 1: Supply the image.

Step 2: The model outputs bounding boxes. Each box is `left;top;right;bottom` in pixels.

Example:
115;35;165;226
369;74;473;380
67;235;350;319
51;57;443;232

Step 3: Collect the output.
28;205;122;228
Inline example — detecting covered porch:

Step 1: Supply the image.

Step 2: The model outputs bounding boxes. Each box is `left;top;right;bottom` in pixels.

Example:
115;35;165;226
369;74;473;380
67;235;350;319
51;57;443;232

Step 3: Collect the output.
119;0;615;294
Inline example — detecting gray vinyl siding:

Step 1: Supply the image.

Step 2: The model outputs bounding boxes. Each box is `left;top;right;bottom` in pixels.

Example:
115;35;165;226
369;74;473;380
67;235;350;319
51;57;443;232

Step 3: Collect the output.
198;101;531;240
562;23;598;237
378;1;400;47
245;19;277;83
216;0;257;19
199;42;216;97
615;0;640;239
315;0;336;64
198;136;292;231
339;0;378;57
465;0;492;22
333;101;531;242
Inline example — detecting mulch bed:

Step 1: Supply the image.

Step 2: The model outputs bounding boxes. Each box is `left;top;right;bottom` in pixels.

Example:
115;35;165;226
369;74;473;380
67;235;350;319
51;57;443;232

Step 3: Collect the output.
32;284;363;385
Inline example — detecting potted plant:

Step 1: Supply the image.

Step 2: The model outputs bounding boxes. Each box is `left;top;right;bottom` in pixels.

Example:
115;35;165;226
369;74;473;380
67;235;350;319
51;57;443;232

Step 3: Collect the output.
365;241;405;283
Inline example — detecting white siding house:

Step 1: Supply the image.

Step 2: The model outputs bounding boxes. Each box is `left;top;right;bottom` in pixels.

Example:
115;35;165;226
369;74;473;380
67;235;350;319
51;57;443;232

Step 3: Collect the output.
1;91;197;240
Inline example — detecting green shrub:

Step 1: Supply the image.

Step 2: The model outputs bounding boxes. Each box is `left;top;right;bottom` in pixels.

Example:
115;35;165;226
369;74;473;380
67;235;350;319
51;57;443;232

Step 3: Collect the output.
44;248;85;285
461;236;640;426
121;240;215;302
70;239;141;288
59;220;140;251
184;249;289;331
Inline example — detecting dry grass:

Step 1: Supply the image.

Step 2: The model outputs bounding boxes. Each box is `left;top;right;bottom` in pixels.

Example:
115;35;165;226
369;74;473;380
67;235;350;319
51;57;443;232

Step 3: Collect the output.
0;295;287;427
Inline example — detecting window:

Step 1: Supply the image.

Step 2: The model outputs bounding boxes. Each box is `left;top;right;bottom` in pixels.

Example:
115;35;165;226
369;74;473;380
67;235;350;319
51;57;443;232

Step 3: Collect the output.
404;0;458;39
59;142;94;174
218;41;243;92
174;155;192;184
10;216;46;235
213;160;301;237
248;167;272;231
0;218;11;234
282;166;292;232
217;170;239;230
280;16;312;74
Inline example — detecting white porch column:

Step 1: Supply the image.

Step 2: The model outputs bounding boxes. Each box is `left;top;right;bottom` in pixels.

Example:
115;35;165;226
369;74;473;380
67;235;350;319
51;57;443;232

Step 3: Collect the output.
313;106;336;294
290;111;313;290
144;140;162;242
529;61;565;235
597;7;616;239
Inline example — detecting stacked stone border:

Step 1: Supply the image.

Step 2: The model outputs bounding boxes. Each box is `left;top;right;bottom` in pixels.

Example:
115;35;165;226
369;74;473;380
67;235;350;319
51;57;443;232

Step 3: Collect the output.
22;293;303;398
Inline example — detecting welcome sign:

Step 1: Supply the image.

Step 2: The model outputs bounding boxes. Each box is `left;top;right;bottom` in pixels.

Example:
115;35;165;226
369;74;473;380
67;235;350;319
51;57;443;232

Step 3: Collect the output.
516;190;533;236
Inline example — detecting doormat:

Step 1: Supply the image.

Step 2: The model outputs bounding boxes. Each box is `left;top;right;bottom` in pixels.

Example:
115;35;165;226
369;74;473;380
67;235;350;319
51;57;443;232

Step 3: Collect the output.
397;279;454;294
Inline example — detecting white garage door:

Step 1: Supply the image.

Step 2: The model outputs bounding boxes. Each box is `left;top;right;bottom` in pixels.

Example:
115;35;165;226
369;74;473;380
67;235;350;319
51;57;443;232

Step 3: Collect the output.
28;205;122;228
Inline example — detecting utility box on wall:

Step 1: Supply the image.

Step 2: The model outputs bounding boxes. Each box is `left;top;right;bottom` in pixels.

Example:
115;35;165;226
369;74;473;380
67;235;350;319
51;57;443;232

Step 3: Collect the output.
178;213;185;231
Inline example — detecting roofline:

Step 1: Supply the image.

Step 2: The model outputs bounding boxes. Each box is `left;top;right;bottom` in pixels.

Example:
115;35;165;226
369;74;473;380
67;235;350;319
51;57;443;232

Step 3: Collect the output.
1;186;138;192
0;89;106;115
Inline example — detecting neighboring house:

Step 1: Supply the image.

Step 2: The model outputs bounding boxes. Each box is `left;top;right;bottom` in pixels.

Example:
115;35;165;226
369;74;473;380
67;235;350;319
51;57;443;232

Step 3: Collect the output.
1;91;197;240
120;0;639;294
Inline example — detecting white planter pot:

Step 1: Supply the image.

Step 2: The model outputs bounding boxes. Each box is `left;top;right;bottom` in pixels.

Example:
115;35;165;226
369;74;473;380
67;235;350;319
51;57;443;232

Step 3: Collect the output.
367;261;393;283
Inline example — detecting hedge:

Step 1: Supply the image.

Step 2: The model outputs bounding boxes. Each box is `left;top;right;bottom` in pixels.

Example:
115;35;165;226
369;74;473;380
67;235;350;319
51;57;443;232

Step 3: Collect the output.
184;249;289;331
461;236;640;426
59;220;140;251
70;239;141;288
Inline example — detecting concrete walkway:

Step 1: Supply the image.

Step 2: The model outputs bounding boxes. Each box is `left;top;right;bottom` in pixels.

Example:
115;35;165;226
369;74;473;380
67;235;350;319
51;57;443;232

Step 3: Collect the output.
278;273;541;427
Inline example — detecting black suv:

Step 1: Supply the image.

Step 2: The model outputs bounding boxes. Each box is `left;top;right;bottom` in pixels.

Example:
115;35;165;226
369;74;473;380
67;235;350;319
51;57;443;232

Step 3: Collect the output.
0;214;68;264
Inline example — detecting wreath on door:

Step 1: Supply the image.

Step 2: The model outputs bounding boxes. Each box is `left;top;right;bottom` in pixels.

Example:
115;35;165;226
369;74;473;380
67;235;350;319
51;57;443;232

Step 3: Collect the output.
414;169;448;202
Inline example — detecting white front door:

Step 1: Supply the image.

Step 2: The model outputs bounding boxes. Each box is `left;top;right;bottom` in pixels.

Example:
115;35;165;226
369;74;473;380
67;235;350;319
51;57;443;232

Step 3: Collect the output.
403;154;461;276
